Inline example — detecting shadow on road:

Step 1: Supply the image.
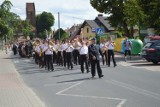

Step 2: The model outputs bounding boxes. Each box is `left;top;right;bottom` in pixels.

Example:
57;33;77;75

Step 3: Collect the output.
52;72;82;77
131;63;160;67
57;77;90;84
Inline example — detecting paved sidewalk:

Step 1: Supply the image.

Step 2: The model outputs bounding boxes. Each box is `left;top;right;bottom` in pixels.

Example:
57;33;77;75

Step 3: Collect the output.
0;52;46;107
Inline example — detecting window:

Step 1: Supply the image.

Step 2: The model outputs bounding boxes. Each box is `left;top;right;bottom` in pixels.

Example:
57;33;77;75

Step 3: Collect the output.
87;28;89;33
154;42;160;48
143;42;152;49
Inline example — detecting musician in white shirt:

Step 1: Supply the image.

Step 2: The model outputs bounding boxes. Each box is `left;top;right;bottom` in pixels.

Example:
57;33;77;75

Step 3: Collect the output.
79;41;90;73
106;37;117;67
100;38;108;65
65;40;74;69
73;38;82;65
61;40;68;67
57;40;63;66
43;40;54;71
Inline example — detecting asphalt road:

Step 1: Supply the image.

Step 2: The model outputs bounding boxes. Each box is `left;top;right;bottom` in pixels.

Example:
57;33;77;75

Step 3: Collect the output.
12;54;160;107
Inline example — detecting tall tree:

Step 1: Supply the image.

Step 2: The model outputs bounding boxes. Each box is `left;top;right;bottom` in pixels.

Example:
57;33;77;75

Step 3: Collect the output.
138;0;160;28
0;0;13;39
36;11;55;37
90;0;143;37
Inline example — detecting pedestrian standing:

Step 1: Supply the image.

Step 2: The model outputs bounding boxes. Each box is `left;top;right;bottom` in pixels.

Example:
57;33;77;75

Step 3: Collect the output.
123;36;132;61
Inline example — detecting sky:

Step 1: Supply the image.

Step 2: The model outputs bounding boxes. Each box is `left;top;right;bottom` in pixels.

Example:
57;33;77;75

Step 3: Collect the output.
1;0;106;30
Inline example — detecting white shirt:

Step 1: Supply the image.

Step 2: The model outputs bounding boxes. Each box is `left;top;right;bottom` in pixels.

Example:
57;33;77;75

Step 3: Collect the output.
61;43;68;51
100;43;107;49
35;45;41;53
66;45;74;52
43;45;53;55
74;42;82;50
106;41;114;50
79;45;88;55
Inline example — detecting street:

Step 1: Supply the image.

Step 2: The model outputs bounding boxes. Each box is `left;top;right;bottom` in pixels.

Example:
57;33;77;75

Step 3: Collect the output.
11;54;160;107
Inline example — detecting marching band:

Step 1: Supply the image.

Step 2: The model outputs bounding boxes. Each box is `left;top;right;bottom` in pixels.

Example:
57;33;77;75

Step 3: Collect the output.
30;36;117;78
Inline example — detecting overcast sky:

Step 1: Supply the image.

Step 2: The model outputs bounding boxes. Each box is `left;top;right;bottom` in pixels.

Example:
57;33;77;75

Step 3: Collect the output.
0;0;106;30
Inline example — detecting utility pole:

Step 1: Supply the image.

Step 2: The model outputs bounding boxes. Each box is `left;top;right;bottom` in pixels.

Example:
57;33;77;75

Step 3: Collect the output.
58;12;60;40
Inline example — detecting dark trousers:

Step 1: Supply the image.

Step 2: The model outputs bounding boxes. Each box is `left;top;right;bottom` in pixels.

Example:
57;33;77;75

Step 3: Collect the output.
73;50;80;65
102;50;108;65
45;54;54;71
66;52;73;69
63;51;67;67
38;55;43;68
108;50;116;66
80;54;89;73
90;59;102;77
35;53;39;64
57;51;63;66
53;51;57;64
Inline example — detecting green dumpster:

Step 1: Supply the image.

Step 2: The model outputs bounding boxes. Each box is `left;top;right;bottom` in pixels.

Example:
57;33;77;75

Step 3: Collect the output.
130;39;143;55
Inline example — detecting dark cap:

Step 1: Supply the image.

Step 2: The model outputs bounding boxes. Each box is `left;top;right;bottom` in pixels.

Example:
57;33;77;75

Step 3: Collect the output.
91;37;96;40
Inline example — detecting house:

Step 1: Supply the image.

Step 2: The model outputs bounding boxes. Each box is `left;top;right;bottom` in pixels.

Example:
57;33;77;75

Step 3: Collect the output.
70;14;116;40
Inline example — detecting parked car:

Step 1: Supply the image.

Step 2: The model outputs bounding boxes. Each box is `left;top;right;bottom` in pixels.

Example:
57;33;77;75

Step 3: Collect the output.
141;40;160;64
144;36;160;44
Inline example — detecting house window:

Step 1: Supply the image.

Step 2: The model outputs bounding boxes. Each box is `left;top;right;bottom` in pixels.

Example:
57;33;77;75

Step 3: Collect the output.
87;28;89;33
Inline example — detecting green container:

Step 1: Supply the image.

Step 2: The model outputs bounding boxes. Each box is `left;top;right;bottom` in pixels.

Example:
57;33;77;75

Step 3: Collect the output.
130;39;143;55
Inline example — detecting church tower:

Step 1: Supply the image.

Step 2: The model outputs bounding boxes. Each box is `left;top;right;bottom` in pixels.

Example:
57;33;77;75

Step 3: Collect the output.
26;3;36;27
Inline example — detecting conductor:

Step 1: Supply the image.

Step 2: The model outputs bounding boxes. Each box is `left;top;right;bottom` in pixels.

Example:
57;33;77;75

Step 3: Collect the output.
88;38;104;78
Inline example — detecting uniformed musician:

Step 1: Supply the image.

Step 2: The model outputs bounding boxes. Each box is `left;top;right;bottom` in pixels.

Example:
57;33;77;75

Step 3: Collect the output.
100;38;108;65
65;40;74;69
79;41;90;73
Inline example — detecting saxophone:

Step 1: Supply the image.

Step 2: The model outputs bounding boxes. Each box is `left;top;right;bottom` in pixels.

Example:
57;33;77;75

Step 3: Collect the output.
39;46;43;57
102;43;107;54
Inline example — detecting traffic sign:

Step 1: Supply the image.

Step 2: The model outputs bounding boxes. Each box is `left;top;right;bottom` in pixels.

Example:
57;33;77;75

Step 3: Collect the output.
96;28;104;36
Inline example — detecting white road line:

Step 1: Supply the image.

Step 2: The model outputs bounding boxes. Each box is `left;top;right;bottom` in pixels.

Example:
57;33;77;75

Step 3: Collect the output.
107;80;160;101
44;82;78;87
56;81;84;95
14;60;19;63
56;81;127;107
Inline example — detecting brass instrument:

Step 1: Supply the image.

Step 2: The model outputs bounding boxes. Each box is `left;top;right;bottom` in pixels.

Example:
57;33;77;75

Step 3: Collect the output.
39;46;43;57
101;43;107;54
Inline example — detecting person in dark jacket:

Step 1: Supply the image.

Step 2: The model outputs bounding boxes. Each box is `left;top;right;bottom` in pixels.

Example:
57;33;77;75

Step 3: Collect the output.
88;38;104;78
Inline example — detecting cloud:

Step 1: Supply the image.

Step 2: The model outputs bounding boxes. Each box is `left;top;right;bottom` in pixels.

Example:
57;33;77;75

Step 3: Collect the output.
1;0;104;29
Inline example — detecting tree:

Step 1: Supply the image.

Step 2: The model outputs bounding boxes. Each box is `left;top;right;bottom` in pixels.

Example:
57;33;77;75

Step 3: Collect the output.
36;11;55;35
0;0;13;40
53;28;69;40
90;0;144;37
138;0;160;28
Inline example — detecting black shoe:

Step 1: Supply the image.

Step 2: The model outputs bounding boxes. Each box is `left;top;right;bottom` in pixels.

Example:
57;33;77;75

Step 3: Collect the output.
91;76;95;79
114;64;117;67
99;75;104;78
108;65;110;67
87;70;90;73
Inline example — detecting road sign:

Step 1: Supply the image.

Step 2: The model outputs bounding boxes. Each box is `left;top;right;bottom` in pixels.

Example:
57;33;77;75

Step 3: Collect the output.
96;28;104;36
92;28;96;32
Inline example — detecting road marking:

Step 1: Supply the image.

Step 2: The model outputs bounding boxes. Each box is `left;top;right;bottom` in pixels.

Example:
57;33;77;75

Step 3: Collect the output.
118;61;159;72
106;80;160;101
56;81;127;107
56;81;83;95
44;82;78;87
14;60;19;64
